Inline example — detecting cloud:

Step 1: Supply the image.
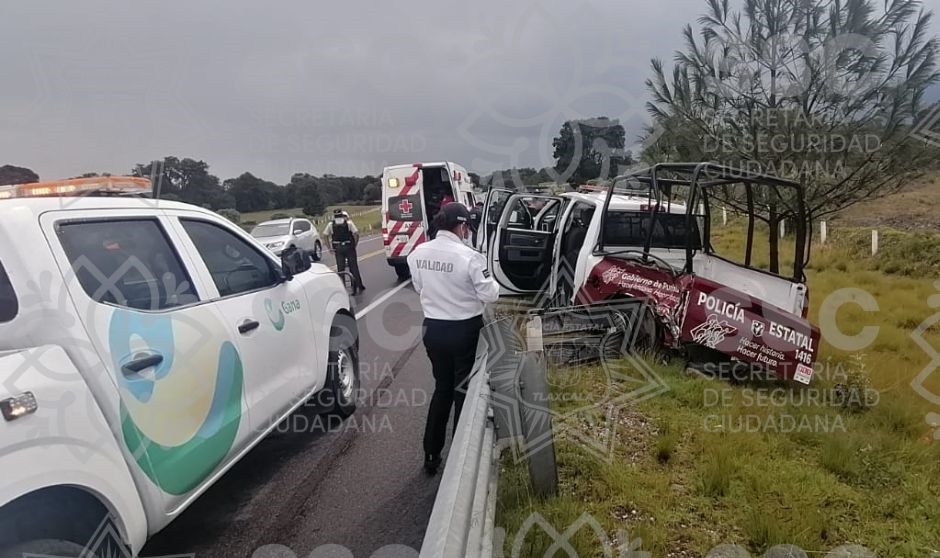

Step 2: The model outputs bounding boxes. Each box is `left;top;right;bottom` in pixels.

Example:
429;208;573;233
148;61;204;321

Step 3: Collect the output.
3;0;937;182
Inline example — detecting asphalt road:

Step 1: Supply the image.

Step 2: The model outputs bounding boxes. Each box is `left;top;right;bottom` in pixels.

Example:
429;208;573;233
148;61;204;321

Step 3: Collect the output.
144;235;441;558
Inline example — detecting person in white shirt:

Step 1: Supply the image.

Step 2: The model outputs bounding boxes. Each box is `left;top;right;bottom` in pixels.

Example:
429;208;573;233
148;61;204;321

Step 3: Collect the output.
407;203;499;474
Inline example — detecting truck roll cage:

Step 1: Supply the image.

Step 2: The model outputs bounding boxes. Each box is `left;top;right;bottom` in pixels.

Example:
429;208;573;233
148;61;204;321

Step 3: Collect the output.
596;162;811;282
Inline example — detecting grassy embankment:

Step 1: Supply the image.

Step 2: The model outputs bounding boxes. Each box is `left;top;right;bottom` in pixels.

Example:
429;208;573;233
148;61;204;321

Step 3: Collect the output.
496;219;940;557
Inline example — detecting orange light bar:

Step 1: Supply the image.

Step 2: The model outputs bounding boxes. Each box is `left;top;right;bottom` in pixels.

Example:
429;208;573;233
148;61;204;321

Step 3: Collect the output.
0;176;152;199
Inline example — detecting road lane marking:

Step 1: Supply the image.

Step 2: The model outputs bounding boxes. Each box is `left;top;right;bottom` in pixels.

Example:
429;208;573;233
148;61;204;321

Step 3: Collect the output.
357;280;413;318
326;247;386;271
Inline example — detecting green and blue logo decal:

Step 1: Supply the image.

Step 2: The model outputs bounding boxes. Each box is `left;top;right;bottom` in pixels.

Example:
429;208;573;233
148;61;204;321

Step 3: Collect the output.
265;298;286;331
109;310;244;495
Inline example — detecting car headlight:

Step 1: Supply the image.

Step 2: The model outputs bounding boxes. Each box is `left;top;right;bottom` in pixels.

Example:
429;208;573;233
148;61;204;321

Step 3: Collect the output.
267;241;285;249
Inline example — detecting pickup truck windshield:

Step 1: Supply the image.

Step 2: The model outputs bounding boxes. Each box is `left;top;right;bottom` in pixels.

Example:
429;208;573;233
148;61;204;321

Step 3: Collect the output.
251;224;290;238
0;259;17;323
603;210;702;250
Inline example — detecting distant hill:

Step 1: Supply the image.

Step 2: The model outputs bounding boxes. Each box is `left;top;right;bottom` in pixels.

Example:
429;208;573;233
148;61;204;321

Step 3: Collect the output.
831;173;940;231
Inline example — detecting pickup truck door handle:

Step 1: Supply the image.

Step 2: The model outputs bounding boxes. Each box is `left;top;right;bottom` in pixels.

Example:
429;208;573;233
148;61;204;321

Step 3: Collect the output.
121;354;164;377
238;320;261;335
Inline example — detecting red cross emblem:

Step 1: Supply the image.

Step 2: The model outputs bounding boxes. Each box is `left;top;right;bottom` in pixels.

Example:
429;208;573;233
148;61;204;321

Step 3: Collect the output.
398;199;413;214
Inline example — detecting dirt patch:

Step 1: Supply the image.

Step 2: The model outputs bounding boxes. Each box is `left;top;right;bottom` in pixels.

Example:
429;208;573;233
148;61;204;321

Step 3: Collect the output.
830;175;940;232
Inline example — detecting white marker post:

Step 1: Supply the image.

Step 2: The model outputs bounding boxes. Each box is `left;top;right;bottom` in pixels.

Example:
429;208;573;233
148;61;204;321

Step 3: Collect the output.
779;219;786;238
722;206;727;226
872;229;879;255
820;220;827;244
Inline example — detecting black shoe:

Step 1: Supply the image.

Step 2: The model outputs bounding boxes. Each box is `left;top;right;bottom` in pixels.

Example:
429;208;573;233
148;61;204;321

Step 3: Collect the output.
424;453;442;474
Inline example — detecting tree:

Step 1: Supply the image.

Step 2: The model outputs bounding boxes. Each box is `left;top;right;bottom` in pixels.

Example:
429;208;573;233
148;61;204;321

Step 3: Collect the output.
644;0;940;270
133;157;230;209
552;118;633;184
68;172;113;179
362;182;381;202
297;185;325;217
0;165;38;185
468;172;482;189
225;172;280;213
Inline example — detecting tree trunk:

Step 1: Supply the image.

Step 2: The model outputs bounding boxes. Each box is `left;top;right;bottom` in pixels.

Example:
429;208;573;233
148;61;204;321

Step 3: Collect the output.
768;209;780;274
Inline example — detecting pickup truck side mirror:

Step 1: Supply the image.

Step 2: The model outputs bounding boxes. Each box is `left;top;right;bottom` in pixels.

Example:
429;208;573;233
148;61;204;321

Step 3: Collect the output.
280;246;310;280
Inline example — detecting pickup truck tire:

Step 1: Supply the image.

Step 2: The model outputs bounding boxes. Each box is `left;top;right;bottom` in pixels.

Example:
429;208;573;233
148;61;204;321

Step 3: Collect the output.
634;307;661;352
311;241;323;262
0;539;87;558
327;314;360;418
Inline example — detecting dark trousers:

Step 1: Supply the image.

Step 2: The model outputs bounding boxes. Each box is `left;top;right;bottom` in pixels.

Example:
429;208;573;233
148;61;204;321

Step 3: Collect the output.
422;315;484;456
334;243;363;290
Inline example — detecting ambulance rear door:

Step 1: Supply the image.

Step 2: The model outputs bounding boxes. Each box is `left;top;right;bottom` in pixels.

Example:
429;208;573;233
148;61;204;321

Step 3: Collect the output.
383;165;427;260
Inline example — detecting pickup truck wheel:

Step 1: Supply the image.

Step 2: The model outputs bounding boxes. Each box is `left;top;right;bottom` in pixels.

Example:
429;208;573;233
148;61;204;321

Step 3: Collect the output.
327;315;360;418
328;346;359;417
634;307;661;352
311;241;322;262
0;539;87;558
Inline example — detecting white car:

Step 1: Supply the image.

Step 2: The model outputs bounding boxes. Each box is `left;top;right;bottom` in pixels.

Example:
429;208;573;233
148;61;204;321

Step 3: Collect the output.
251;217;323;261
0;179;358;557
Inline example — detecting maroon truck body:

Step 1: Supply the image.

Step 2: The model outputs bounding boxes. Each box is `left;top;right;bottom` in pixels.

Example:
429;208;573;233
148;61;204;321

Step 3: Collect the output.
580;257;820;384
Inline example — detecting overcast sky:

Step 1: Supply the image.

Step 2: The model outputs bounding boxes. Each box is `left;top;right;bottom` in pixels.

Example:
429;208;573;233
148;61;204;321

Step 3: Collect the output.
2;0;939;183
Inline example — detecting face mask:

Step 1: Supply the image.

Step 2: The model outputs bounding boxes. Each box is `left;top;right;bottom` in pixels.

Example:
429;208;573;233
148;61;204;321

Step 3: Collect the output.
334;217;345;225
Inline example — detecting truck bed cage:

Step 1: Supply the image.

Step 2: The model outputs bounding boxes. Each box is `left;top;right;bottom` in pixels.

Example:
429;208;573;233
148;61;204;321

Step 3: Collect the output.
597;162;811;282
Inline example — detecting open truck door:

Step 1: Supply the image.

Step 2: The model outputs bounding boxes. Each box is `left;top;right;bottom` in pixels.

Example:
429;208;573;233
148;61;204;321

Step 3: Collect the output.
489;193;564;294
478;188;513;253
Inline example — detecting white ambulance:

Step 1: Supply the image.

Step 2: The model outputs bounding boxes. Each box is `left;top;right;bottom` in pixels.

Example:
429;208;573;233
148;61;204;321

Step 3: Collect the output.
381;162;478;281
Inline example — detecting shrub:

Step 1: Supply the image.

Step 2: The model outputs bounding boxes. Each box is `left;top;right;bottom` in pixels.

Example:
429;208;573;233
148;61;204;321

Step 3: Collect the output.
217;208;241;224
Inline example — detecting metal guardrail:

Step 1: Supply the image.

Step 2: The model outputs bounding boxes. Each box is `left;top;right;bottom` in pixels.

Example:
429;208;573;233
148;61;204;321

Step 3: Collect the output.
420;302;648;557
419;315;563;558
419;335;500;558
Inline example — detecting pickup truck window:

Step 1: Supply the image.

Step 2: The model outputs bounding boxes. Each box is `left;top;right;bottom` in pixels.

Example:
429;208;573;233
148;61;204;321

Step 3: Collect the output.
0;260;17;323
603;211;703;250
181;219;280;297
252;223;291;238
58;219;198;311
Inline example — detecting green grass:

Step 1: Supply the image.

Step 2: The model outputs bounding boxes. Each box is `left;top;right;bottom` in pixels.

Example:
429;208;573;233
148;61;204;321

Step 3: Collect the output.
495;220;940;557
239;205;381;232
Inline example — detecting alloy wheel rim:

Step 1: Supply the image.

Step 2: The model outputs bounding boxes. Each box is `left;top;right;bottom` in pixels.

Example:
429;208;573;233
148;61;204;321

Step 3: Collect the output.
336;350;355;403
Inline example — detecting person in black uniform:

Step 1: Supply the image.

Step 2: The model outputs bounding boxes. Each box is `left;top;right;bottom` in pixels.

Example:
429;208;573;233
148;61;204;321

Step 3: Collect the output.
323;209;365;294
407;204;500;474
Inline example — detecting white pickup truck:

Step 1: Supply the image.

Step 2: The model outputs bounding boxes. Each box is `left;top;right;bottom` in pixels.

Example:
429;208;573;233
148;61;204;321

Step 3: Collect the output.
0;194;359;557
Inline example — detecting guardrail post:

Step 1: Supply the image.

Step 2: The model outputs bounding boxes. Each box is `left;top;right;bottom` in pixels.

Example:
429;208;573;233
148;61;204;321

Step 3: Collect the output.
518;317;558;498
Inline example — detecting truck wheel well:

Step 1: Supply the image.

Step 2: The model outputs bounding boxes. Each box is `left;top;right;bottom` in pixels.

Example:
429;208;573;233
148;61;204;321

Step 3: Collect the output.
0;487;113;550
330;310;359;352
